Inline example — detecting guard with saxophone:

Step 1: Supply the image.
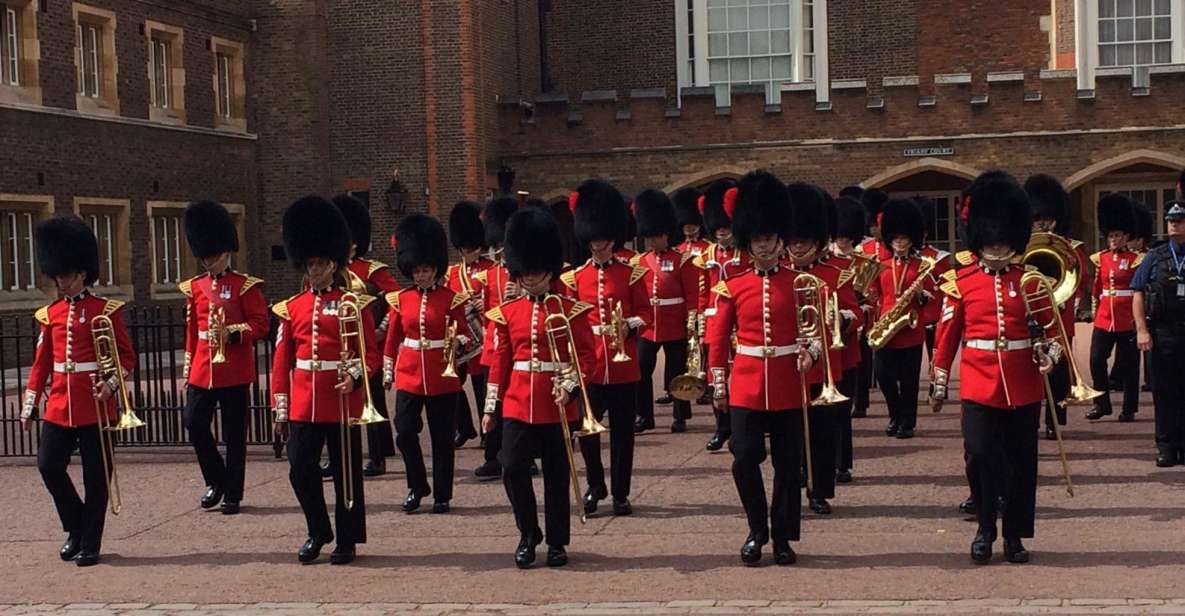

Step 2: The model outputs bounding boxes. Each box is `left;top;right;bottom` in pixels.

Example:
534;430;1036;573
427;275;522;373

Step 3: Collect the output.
179;201;268;515
931;172;1062;565
483;208;598;569
854;188;890;417
868;199;935;439
23;216;137;567
446;200;495;449
334;194;399;478
706;171;820;567
272;197;379;565
1086;194;1142;423
563;180;648;516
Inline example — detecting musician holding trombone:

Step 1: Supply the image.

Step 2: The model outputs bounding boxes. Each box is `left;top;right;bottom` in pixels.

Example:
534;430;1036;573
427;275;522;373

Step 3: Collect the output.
446;201;496;450
382;214;472;514
23;215;136;567
930;172;1062;565
272;197;379;565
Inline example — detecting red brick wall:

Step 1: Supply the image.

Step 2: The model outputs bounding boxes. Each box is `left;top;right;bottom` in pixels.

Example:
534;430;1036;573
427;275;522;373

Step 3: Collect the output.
917;1;1049;90
828;0;919;86
543;0;676;94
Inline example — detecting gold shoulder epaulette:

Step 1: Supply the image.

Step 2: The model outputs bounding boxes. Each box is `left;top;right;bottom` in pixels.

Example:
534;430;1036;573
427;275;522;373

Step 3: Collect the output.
629;264;648;285
1089;251;1102;268
485;305;506;325
385;290;401;310
629;253;643;266
34;305;50;326
680;251;698;268
954;250;975;266
101;299;126;316
474;270;488;285
357;294;378;310
451;291;471;310
178;277;195;298
1070;239;1084;250
240;276;264;294
1133;252;1147;267
835;265;855;288
560;270;577;290
272;298;293;320
711;281;731;298
568;301;593;319
940;269;958;285
939;278;961;299
367;260;389;277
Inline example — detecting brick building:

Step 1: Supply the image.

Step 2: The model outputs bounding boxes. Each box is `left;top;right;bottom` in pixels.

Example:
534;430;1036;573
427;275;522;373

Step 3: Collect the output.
3;0;1183;311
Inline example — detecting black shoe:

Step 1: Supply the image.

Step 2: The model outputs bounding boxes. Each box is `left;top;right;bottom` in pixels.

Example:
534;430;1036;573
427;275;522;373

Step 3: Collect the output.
221;501;240;515
634;418;655;434
958;497;976;515
320;460;334;479
546;545;568;567
809;497;832;515
655;394;674;405
74;551;99;567
773;540;796;566
1085;406;1112;421
453;435;472;450
670;419;687;433
970;533;993;564
529;461;540;476
1003;537;1029;564
851;407;867;418
402;489;429;513
835;469;852;484
60;533;81;561
885;422;899;437
1043;426;1057;441
200;485;224;510
1118;413;1135;423
1156;452;1175;467
515;528;543;569
896;427;914;439
612;498;632;516
330;544;356;565
583;485;608;516
474;460;502;480
740;534;765;566
362;459;386;477
706;434;726;452
298;534;331;563
432;501;451;514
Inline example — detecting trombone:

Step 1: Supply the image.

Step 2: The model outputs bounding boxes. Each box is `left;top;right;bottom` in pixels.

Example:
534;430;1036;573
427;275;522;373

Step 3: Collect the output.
336;293;387;511
541;294;608;524
796;275;850;407
209;306;228;364
91;314;146;515
671;312;707;402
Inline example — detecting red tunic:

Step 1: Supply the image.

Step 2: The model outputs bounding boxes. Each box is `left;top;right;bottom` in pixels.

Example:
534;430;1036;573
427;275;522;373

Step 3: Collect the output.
25;292;136;428
181;271;270;389
635;249;701;343
919;245;952;327
382;285;470;396
346;258;400;295
1090;248;1143;333
812;255;864;372
445;257;496;374
678;238;711;259
696;243;752;314
858;237;891;261
560;259;649;384
475;262;514;368
485;296;598;424
869;255;935;349
271;288;380;423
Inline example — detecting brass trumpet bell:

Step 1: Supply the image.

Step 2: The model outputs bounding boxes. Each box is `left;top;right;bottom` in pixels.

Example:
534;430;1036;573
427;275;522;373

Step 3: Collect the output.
574;412;609;438
353;402;388;426
1067;382;1104;405
811;383;850;406
110;410;146;431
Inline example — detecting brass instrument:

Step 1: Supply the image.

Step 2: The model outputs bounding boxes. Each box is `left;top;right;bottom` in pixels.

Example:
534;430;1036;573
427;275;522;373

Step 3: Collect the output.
671;312;707;402
796;275;850;407
541;295;608;524
826;292;846;351
336;293;386;510
456;259;486;364
441;317;459;378
209;306;228;364
849;253;882;297
91;314;146;515
867;256;936;350
1023;232;1082;309
792;275;822;494
607;300;630;363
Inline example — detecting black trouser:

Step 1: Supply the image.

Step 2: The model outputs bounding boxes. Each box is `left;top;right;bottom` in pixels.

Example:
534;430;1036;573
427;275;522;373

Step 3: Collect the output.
836;368;857;472
394;390;458;502
874;344;924;430
38;422;111;553
365;373;396;465
854;334;873;413
500;419;572;547
1109;349;1154;391
184;384;249;502
1144;350;1155;392
637;338;691;424
455;364;485;440
1153;332;1185;456
707;343;732;441
287;422;366;546
962;401;1039;541
730;407;803;543
924;324;936;360
1089;328;1139;416
580;382;637;500
805;403;838;500
1043;361;1069;429
484;401;503;464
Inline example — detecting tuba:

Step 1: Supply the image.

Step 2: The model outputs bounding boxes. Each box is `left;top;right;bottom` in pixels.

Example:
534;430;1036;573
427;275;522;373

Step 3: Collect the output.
670;312;707;401
867;256;935;350
848;253;883;297
1023;232;1082;309
91;314;146;515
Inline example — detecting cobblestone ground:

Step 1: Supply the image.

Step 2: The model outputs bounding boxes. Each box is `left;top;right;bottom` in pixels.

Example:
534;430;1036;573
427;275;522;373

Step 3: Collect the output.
3;339;1183;614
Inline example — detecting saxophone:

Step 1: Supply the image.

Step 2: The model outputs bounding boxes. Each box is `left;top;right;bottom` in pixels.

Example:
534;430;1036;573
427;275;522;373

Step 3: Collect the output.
867;256;935;350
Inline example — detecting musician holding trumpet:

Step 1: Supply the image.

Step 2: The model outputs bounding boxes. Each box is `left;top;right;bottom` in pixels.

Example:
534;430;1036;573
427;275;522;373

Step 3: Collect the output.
272;197;379;565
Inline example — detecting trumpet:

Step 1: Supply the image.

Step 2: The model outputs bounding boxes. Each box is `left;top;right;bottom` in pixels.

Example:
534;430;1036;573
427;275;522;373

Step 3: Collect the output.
826;292;846;351
671;312;707;402
209;306;228;364
91;314;146;515
541;295;608;524
337;293;386;510
442;317;459;378
607;300;630;363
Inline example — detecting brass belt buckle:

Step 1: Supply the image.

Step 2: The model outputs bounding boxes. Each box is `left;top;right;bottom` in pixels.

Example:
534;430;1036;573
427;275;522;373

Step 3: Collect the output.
65;361;75;373
762;346;775;357
996;339;1007;350
530;358;541;372
310;360;321;371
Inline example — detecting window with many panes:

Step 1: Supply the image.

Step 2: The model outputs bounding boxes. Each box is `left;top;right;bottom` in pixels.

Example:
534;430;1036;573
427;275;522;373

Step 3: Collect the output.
1097;183;1176;245
2;4;19;86
216;51;232;118
893;191;964;256
0;1;40;105
0;207;37;292
150;211;190;286
76;21;100;97
1098;0;1175;68
211;37;245;130
74;199;130;292
150;37;170;109
73;4;118;114
145;21;184;122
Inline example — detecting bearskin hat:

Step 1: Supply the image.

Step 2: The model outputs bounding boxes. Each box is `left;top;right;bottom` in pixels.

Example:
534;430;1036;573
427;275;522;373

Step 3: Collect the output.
504;207;564;279
702;178;739;236
732;170;790;252
282;195;353;270
1024;174;1070;234
1133;200;1154;243
880;198;926;250
672;187;702;227
916;196;936;243
35;215;100;285
483;196;518;248
835;196;867;243
1097;193;1137;235
862;188;889;223
572;178;629;247
396;213;449;279
839;185;865;200
786;182;830;248
448;201;485;250
634;189;677;239
332;194;372;258
964;171;1032;256
183;200;239;259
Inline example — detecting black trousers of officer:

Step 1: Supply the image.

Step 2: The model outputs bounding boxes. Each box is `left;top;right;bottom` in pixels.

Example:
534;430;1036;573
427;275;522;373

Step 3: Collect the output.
1089;328;1139;416
637;338;691;424
394;390;458;501
500;419;572;547
1043;361;1069;429
730;407;804;543
1153;328;1185;457
38;422;111;553
287;422;366;546
455;363;486;440
854;334;873;415
184;384;248;502
365;373;396;465
874;344;924;430
580;382;637;500
962;401;1039;541
836;369;857;472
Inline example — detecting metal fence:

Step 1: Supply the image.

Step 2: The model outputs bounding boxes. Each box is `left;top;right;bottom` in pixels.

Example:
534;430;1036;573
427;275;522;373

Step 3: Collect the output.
0;305;284;457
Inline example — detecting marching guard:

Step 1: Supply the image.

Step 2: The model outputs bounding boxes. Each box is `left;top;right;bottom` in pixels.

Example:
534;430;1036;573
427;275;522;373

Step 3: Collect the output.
180;201;269;515
674;187;711;258
1086;194;1142;423
917;198;952;358
446;201;495;449
853;188;890;417
23;216;137;567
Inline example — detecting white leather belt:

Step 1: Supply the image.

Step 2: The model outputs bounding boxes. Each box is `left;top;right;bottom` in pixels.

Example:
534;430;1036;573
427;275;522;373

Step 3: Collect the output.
650;297;685;306
54;361;99;373
403;338;448;350
1102;289;1134;297
735;344;799;358
295;359;341;372
965;339;1033;351
513;360;569;373
704;307;718;317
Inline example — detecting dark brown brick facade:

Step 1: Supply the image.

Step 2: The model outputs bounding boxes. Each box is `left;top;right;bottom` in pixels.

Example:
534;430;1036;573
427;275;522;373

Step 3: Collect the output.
542;0;676;95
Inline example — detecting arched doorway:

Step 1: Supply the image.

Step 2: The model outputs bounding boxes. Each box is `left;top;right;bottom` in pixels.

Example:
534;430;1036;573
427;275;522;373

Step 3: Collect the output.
863;159;981;256
1065;150;1185;251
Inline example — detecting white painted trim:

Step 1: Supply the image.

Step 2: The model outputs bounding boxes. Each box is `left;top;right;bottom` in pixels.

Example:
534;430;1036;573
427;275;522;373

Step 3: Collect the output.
675;0;690;97
692;0;709;87
1074;0;1097;91
0;99;256;140
813;0;829;105
1174;0;1184;64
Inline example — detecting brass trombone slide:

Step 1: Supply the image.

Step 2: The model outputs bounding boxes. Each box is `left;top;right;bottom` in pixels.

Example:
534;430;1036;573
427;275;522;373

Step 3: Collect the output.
90;314;146;515
336;293;386;511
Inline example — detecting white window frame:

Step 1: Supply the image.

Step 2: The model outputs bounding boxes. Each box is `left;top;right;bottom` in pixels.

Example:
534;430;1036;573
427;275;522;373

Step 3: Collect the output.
1096;181;1177;245
216;52;232;118
150;37;170;109
77;21;101;98
86;212;115;286
3;6;18;86
2;210;36;292
1077;0;1184;90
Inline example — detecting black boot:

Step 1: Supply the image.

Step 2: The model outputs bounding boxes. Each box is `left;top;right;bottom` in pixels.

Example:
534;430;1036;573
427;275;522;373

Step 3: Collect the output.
612;498;632;516
958;497;976;515
670;418;687;433
514;528;543;569
546;545;568;567
200;485;224;510
1003;537;1029;564
320;459;334;479
835;469;852;483
655;394;673;405
59;533;81;561
740;533;766;567
74;551;100;567
1156;451;1176;467
402;489;430;513
583;484;608;516
1117;412;1135;423
885;422;899;437
298;533;332;563
1084;405;1112;421
970;533;993;564
474;460;502;480
706;433;726;452
809;497;832;515
330;544;356;565
634;417;655;433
